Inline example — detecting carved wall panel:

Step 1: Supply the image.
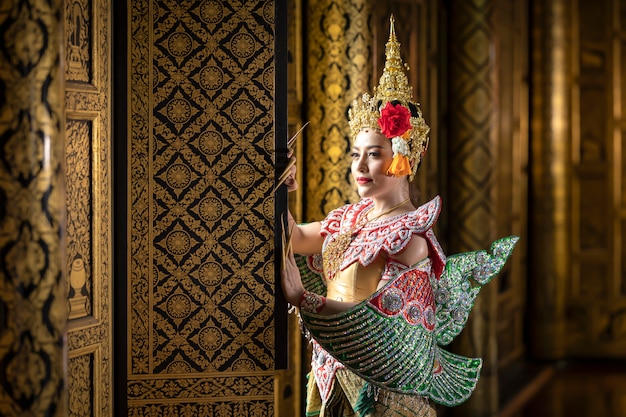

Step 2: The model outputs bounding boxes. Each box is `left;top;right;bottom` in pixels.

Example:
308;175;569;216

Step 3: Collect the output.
68;345;102;416
66;117;95;320
567;0;626;357
445;1;500;414
64;0;112;415
66;0;93;84
128;0;278;413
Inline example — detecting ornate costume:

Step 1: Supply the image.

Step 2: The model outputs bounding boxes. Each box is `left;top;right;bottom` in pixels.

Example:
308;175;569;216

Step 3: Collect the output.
291;16;518;417
296;197;518;416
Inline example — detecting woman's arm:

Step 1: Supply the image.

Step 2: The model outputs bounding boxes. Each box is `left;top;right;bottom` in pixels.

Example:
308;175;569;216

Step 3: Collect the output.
287;212;324;255
375;234;429;291
391;233;429;267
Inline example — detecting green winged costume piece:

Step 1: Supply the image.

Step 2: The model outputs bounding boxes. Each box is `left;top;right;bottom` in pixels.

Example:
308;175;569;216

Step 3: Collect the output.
296;217;518;407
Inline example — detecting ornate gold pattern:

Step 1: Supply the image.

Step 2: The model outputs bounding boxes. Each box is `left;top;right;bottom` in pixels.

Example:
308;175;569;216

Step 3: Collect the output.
127;375;274;415
128;374;274;400
129;0;277;413
64;0;112;415
0;1;66;416
66;118;94;319
303;0;371;221
66;0;92;83
127;402;273;415
447;0;497;251
68;354;93;415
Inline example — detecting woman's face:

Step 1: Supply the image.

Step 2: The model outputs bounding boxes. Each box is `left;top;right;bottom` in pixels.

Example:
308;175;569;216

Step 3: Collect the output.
351;128;406;199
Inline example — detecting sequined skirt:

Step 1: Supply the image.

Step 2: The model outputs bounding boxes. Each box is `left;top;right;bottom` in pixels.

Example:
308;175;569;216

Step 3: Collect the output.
306;369;437;417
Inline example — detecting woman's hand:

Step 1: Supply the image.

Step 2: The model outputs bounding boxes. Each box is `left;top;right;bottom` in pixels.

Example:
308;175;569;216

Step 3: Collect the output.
280;250;305;306
284;153;298;192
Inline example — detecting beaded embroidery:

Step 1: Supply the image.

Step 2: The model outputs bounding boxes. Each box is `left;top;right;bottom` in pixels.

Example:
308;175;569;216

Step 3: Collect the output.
321;196;442;280
298;197;519;407
300;291;326;314
311;340;345;402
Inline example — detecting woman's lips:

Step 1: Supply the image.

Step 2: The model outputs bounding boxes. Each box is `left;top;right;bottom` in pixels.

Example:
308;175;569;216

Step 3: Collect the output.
356;177;372;185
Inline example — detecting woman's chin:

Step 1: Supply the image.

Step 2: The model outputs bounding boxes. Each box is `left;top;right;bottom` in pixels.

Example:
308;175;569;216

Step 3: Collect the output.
356;188;372;199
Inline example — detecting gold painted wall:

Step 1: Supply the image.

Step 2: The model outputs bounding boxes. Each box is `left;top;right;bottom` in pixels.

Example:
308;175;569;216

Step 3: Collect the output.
127;0;280;414
64;0;113;415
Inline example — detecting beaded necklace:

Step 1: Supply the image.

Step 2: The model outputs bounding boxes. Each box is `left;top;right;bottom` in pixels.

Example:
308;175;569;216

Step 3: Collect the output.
323;197;411;279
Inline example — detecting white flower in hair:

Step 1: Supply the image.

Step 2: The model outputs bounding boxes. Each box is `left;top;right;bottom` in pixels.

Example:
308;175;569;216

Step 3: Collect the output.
391;136;409;157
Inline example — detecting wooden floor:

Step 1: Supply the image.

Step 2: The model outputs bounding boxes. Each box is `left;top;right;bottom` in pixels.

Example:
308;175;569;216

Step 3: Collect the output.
503;361;626;417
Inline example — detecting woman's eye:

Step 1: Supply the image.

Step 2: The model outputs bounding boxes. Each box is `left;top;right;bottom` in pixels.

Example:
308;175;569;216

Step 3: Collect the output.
350;152;359;159
368;152;380;157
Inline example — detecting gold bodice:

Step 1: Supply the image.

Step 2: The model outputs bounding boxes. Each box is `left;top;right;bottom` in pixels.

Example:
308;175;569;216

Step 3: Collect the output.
325;257;386;303
320;196;444;303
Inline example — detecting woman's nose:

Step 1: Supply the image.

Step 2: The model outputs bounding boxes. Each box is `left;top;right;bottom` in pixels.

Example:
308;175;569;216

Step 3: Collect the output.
356;156;367;172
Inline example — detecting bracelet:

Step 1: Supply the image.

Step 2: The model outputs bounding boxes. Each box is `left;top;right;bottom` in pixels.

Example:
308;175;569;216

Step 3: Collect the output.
299;291;326;314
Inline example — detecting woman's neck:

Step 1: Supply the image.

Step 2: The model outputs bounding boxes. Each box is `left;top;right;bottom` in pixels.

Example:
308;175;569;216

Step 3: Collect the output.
368;195;413;220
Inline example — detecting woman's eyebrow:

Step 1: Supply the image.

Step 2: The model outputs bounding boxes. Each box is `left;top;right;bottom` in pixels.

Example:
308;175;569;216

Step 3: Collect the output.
352;145;385;151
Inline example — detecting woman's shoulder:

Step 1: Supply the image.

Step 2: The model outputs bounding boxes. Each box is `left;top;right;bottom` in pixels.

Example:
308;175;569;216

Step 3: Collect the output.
371;195;441;232
407;195;441;230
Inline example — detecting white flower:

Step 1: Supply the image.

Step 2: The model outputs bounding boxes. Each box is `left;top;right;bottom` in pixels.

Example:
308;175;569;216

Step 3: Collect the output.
391;136;409;156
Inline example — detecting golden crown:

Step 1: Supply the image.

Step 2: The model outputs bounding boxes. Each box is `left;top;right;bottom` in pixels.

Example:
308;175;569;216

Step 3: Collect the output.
348;16;430;180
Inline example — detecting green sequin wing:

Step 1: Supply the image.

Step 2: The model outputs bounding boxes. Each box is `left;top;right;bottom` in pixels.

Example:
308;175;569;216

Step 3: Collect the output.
428;347;482;407
300;299;436;395
295;253;327;297
433;236;519;346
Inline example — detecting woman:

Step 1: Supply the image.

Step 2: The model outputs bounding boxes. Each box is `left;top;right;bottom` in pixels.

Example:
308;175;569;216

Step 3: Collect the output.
280;17;517;417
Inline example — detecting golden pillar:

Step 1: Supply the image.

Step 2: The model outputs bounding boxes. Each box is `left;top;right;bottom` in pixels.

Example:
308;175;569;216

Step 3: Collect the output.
0;1;66;416
446;0;499;415
529;0;570;359
304;0;371;222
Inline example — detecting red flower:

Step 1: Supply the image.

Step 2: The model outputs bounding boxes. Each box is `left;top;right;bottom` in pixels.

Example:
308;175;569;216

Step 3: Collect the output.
378;102;411;138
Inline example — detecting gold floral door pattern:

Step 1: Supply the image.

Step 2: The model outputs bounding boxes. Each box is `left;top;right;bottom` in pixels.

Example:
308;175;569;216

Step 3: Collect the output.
128;0;278;414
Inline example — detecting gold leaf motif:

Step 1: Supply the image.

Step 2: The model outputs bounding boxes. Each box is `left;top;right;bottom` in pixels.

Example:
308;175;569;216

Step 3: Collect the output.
231;32;256;59
167;31;192;57
199;0;223;24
